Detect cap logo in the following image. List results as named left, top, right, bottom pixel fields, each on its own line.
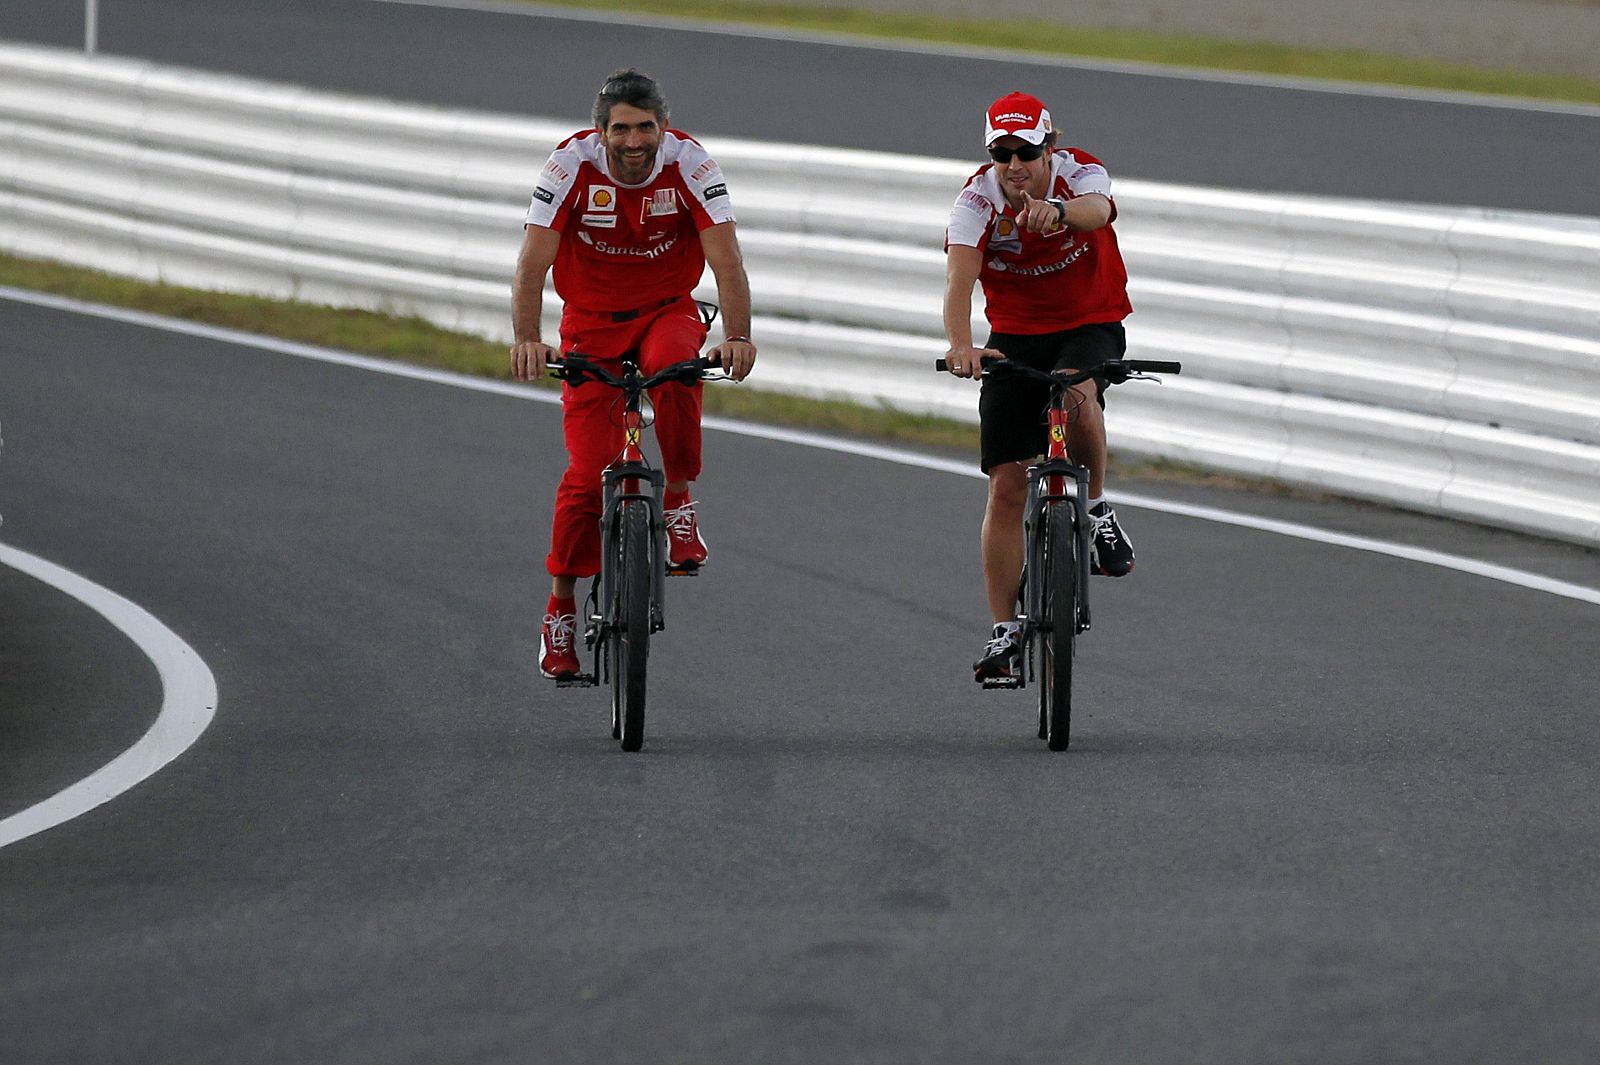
left=985, top=92, right=1051, bottom=145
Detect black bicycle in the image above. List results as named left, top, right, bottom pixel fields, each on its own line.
left=547, top=352, right=728, bottom=752
left=937, top=356, right=1180, bottom=750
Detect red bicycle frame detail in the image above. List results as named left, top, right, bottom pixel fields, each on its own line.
left=1045, top=405, right=1072, bottom=493
left=620, top=412, right=646, bottom=494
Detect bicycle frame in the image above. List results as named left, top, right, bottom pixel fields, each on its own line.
left=549, top=351, right=723, bottom=690
left=593, top=364, right=668, bottom=659
left=936, top=353, right=1179, bottom=748
left=1017, top=388, right=1095, bottom=700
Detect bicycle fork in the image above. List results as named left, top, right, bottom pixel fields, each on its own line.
left=594, top=462, right=667, bottom=638
left=585, top=400, right=669, bottom=681
left=1022, top=461, right=1091, bottom=620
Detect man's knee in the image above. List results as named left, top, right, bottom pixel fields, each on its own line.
left=555, top=460, right=607, bottom=505
left=986, top=463, right=1028, bottom=515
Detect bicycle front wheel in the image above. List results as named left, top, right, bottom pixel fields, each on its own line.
left=611, top=500, right=653, bottom=752
left=1037, top=501, right=1078, bottom=751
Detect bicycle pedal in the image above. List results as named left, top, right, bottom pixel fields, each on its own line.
left=666, top=564, right=701, bottom=577
left=555, top=674, right=599, bottom=688
left=981, top=676, right=1023, bottom=690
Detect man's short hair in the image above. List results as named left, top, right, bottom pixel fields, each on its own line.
left=593, top=68, right=669, bottom=130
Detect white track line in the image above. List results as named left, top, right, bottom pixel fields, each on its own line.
left=0, top=541, right=218, bottom=848
left=7, top=284, right=1598, bottom=612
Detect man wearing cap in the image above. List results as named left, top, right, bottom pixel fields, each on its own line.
left=943, top=91, right=1136, bottom=685
left=511, top=68, right=756, bottom=681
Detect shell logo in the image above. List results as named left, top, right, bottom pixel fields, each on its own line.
left=594, top=189, right=613, bottom=207
left=996, top=218, right=1016, bottom=237
left=587, top=186, right=616, bottom=211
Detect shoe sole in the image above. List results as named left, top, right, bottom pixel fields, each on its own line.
left=974, top=658, right=1022, bottom=684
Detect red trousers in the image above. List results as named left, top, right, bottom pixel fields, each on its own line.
left=546, top=297, right=708, bottom=578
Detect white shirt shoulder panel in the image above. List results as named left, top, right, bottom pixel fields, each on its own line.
left=525, top=132, right=600, bottom=226
left=947, top=168, right=1001, bottom=248
left=661, top=133, right=736, bottom=225
left=1056, top=150, right=1113, bottom=199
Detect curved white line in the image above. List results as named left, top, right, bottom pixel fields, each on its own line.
left=6, top=283, right=1599, bottom=610
left=0, top=542, right=219, bottom=848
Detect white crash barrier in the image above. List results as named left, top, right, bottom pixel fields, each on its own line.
left=2, top=42, right=1596, bottom=544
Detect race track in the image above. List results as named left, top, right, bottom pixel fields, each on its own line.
left=2, top=3, right=1599, bottom=1060
left=2, top=295, right=1597, bottom=1062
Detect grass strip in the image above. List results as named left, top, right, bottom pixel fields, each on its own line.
left=0, top=251, right=1310, bottom=492
left=516, top=0, right=1600, bottom=105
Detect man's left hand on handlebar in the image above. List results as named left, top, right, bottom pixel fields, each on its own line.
left=707, top=337, right=757, bottom=381
left=511, top=339, right=559, bottom=381
left=946, top=344, right=1002, bottom=379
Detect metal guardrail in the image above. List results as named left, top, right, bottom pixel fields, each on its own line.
left=2, top=42, right=1597, bottom=544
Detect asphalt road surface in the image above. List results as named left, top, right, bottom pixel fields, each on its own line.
left=4, top=294, right=1599, bottom=1062
left=2, top=0, right=1598, bottom=215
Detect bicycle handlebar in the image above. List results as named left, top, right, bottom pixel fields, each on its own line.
left=933, top=356, right=1181, bottom=385
left=549, top=354, right=727, bottom=390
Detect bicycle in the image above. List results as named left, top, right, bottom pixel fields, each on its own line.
left=545, top=351, right=730, bottom=752
left=936, top=356, right=1181, bottom=750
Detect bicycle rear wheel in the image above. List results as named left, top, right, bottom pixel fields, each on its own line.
left=611, top=500, right=653, bottom=752
left=1037, top=501, right=1077, bottom=751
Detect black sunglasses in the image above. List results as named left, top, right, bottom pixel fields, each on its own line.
left=987, top=143, right=1046, bottom=164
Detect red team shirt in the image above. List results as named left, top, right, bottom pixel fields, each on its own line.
left=524, top=129, right=735, bottom=313
left=945, top=148, right=1133, bottom=334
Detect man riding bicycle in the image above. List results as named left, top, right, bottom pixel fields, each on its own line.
left=942, top=91, right=1136, bottom=685
left=510, top=68, right=756, bottom=681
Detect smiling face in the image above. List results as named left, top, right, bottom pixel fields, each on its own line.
left=602, top=102, right=664, bottom=186
left=990, top=135, right=1051, bottom=207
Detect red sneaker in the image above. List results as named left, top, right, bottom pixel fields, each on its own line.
left=664, top=498, right=709, bottom=570
left=539, top=603, right=580, bottom=679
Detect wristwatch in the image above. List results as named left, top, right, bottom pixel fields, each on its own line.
left=1046, top=197, right=1068, bottom=227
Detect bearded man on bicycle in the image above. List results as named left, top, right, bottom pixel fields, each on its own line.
left=511, top=68, right=756, bottom=681
left=942, top=91, right=1136, bottom=685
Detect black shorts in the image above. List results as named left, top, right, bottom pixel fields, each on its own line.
left=978, top=321, right=1126, bottom=473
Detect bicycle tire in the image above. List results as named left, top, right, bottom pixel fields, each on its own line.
left=612, top=500, right=652, bottom=752
left=1038, top=501, right=1077, bottom=751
